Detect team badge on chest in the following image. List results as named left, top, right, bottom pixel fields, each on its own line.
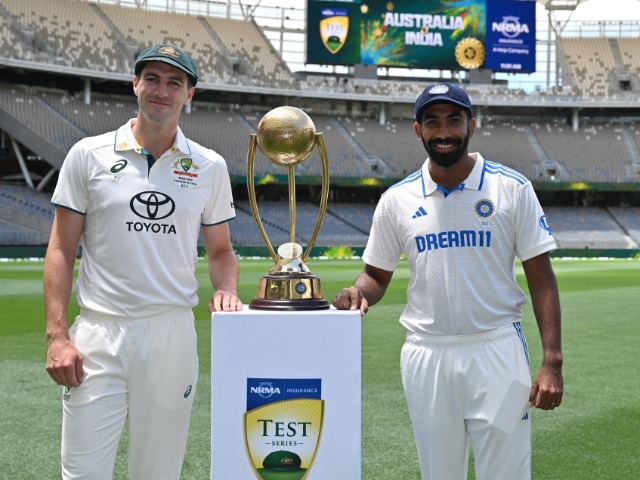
left=475, top=199, right=496, bottom=219
left=172, top=157, right=200, bottom=187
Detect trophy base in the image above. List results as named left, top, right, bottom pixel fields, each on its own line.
left=249, top=273, right=330, bottom=311
left=249, top=298, right=330, bottom=311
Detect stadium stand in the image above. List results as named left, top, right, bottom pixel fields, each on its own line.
left=609, top=206, right=640, bottom=244
left=40, top=89, right=136, bottom=137
left=96, top=2, right=226, bottom=83
left=557, top=37, right=617, bottom=97
left=0, top=0, right=127, bottom=71
left=544, top=206, right=631, bottom=249
left=532, top=120, right=634, bottom=182
left=339, top=116, right=422, bottom=177
left=469, top=120, right=545, bottom=180
left=0, top=83, right=84, bottom=155
left=0, top=218, right=48, bottom=245
left=205, top=16, right=294, bottom=87
left=618, top=38, right=640, bottom=77
left=0, top=0, right=640, bottom=254
left=0, top=183, right=53, bottom=244
left=297, top=115, right=370, bottom=178
left=232, top=200, right=371, bottom=247
left=180, top=106, right=255, bottom=176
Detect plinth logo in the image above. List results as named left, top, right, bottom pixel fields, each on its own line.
left=245, top=378, right=324, bottom=480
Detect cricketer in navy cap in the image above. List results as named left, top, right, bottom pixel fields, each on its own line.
left=414, top=82, right=474, bottom=122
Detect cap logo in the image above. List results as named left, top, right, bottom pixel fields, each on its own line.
left=429, top=84, right=449, bottom=95
left=158, top=46, right=180, bottom=58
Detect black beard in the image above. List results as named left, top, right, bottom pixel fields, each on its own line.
left=422, top=133, right=470, bottom=168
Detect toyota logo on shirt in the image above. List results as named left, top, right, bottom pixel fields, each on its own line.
left=130, top=191, right=176, bottom=220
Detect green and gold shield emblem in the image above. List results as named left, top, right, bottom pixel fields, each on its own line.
left=320, top=13, right=349, bottom=54
left=244, top=398, right=324, bottom=480
left=180, top=157, right=193, bottom=171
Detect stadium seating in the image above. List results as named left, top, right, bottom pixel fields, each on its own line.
left=609, top=206, right=640, bottom=244
left=1, top=1, right=640, bottom=251
left=338, top=116, right=422, bottom=177
left=96, top=3, right=227, bottom=84
left=231, top=200, right=371, bottom=247
left=544, top=206, right=630, bottom=249
left=1, top=0, right=128, bottom=71
left=0, top=83, right=84, bottom=153
left=558, top=37, right=617, bottom=97
left=532, top=120, right=633, bottom=182
left=205, top=16, right=294, bottom=87
left=0, top=183, right=53, bottom=244
left=0, top=219, right=47, bottom=245
left=618, top=38, right=640, bottom=77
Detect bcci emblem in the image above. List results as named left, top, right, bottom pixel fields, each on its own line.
left=455, top=37, right=486, bottom=70
left=320, top=8, right=349, bottom=54
left=475, top=199, right=496, bottom=218
left=244, top=378, right=324, bottom=480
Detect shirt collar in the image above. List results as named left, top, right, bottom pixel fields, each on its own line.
left=114, top=119, right=191, bottom=156
left=420, top=152, right=485, bottom=196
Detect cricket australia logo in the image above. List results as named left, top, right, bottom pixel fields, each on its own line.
left=320, top=8, right=349, bottom=54
left=172, top=157, right=200, bottom=187
left=245, top=378, right=324, bottom=480
left=172, top=157, right=199, bottom=176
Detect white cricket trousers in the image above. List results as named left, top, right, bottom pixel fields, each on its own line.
left=61, top=308, right=199, bottom=480
left=401, top=323, right=532, bottom=480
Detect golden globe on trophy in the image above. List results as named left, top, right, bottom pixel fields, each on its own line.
left=247, top=106, right=330, bottom=311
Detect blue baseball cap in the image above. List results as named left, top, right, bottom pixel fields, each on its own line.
left=414, top=82, right=473, bottom=122
left=134, top=44, right=198, bottom=86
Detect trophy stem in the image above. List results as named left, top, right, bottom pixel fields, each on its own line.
left=288, top=164, right=296, bottom=244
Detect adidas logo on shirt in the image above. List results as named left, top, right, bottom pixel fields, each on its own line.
left=412, top=206, right=428, bottom=218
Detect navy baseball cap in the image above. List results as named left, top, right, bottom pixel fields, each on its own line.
left=414, top=82, right=473, bottom=122
left=134, top=44, right=198, bottom=86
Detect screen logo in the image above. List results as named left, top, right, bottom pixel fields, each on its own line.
left=320, top=8, right=349, bottom=54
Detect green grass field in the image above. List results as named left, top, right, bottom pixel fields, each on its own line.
left=1, top=257, right=639, bottom=479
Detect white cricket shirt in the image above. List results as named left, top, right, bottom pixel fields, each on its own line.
left=363, top=153, right=556, bottom=335
left=52, top=120, right=236, bottom=318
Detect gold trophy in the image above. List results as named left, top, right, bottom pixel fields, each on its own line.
left=247, top=106, right=330, bottom=311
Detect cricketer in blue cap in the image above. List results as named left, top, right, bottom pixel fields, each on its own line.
left=414, top=82, right=473, bottom=122
left=135, top=44, right=199, bottom=86
left=334, top=77, right=562, bottom=480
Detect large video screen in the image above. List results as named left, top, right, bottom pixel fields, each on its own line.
left=306, top=0, right=536, bottom=73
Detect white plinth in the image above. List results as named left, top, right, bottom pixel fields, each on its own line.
left=211, top=307, right=361, bottom=480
